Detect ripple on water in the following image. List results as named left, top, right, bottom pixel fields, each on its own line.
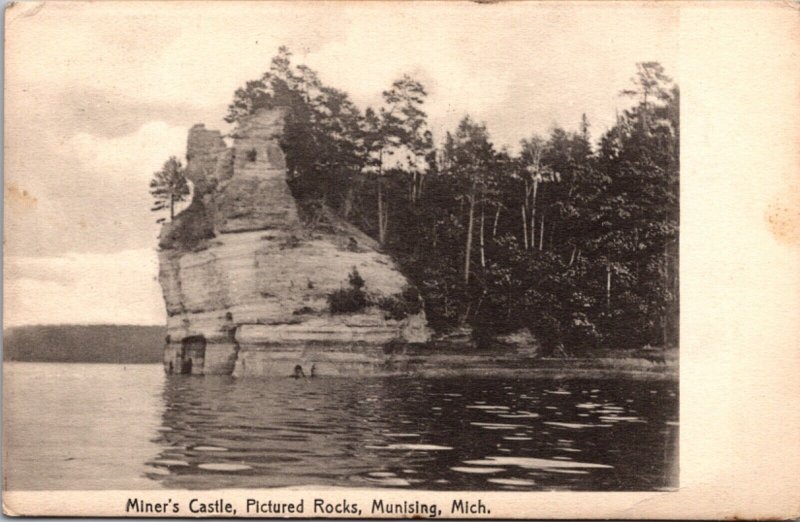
left=197, top=463, right=252, bottom=472
left=471, top=422, right=525, bottom=430
left=364, top=476, right=412, bottom=486
left=366, top=444, right=453, bottom=451
left=488, top=478, right=536, bottom=486
left=497, top=412, right=539, bottom=419
left=463, top=457, right=612, bottom=470
left=544, top=422, right=611, bottom=429
left=451, top=466, right=505, bottom=474
left=152, top=459, right=190, bottom=467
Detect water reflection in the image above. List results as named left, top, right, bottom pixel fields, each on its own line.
left=148, top=376, right=678, bottom=490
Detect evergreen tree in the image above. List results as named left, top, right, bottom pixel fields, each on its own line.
left=150, top=156, right=190, bottom=223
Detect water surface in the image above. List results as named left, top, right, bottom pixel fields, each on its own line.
left=4, top=362, right=678, bottom=491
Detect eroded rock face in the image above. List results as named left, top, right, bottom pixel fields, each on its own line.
left=158, top=108, right=429, bottom=376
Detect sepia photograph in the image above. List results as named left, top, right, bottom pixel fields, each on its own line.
left=2, top=1, right=798, bottom=518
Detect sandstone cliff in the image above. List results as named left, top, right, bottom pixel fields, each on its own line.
left=158, top=108, right=429, bottom=377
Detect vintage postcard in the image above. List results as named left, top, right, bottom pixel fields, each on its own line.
left=3, top=1, right=799, bottom=518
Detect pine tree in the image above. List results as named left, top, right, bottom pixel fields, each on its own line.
left=150, top=157, right=190, bottom=223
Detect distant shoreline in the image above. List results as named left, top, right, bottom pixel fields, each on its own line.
left=3, top=324, right=165, bottom=364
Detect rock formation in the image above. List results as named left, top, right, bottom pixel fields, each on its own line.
left=158, top=107, right=429, bottom=377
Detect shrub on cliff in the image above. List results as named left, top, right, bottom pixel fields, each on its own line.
left=328, top=268, right=368, bottom=314
left=377, top=285, right=423, bottom=320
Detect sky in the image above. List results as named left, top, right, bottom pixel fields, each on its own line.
left=3, top=1, right=678, bottom=327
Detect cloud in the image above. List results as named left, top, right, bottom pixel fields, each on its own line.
left=67, top=121, right=188, bottom=183
left=7, top=2, right=349, bottom=108
left=5, top=120, right=188, bottom=258
left=4, top=250, right=165, bottom=327
left=7, top=2, right=677, bottom=149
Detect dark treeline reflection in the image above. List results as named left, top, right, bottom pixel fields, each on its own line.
left=148, top=376, right=678, bottom=490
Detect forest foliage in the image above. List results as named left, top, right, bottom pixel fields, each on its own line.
left=219, top=48, right=679, bottom=354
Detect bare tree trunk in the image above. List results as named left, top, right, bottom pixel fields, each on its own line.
left=521, top=205, right=528, bottom=250
left=474, top=288, right=487, bottom=316
left=377, top=150, right=385, bottom=245
left=377, top=177, right=385, bottom=244
left=663, top=240, right=670, bottom=346
left=465, top=190, right=476, bottom=283
left=606, top=262, right=612, bottom=309
left=343, top=185, right=353, bottom=219
left=170, top=194, right=175, bottom=221
left=569, top=245, right=577, bottom=266
left=530, top=180, right=538, bottom=250
left=480, top=203, right=486, bottom=268
left=506, top=274, right=512, bottom=319
left=381, top=198, right=389, bottom=244
left=492, top=206, right=501, bottom=239
left=539, top=212, right=545, bottom=252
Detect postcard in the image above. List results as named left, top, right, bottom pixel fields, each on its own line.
left=3, top=1, right=799, bottom=518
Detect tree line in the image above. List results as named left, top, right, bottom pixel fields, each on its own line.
left=152, top=48, right=679, bottom=354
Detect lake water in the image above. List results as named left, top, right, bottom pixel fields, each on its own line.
left=4, top=362, right=678, bottom=491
